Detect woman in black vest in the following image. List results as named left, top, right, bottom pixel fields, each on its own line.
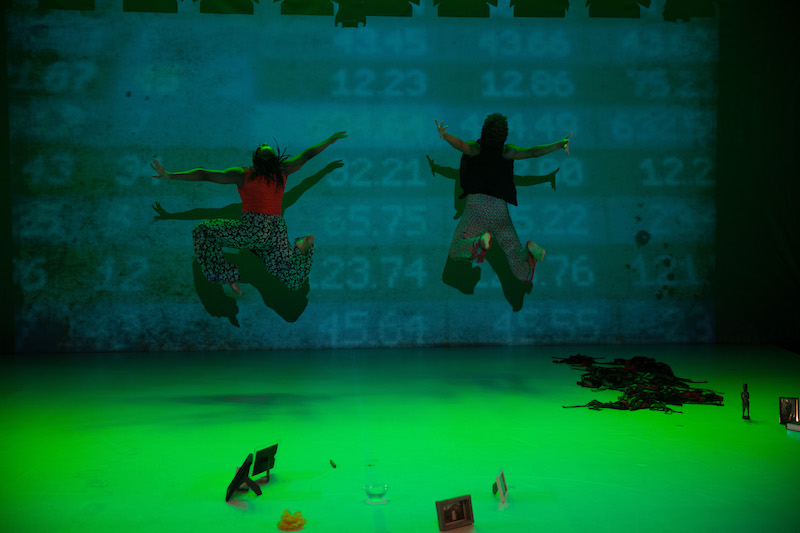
left=435, top=113, right=570, bottom=283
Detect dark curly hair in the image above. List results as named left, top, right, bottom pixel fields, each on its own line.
left=252, top=142, right=289, bottom=188
left=480, top=113, right=509, bottom=149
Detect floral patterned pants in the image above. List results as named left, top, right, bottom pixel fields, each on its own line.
left=448, top=193, right=534, bottom=282
left=192, top=212, right=313, bottom=291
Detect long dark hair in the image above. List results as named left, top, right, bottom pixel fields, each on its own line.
left=251, top=141, right=289, bottom=188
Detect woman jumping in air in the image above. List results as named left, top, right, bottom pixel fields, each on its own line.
left=151, top=132, right=348, bottom=295
left=435, top=113, right=570, bottom=284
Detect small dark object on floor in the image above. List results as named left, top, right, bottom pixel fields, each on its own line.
left=741, top=383, right=750, bottom=419
left=555, top=354, right=724, bottom=414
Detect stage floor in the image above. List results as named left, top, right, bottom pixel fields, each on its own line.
left=2, top=345, right=798, bottom=533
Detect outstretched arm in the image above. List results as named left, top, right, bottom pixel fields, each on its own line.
left=503, top=132, right=572, bottom=160
left=435, top=120, right=479, bottom=156
left=284, top=132, right=348, bottom=175
left=151, top=159, right=245, bottom=186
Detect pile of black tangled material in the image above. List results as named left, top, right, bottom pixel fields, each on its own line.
left=554, top=354, right=724, bottom=414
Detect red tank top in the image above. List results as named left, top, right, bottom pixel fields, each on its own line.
left=237, top=167, right=286, bottom=215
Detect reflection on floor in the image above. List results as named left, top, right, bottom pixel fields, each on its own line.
left=2, top=345, right=798, bottom=532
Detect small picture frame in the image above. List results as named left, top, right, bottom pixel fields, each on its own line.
left=493, top=470, right=508, bottom=505
left=435, top=494, right=474, bottom=531
left=779, top=397, right=799, bottom=425
left=251, top=443, right=279, bottom=484
left=225, top=453, right=262, bottom=502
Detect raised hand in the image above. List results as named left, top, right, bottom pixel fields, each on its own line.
left=151, top=158, right=169, bottom=179
left=563, top=132, right=573, bottom=156
left=328, top=132, right=348, bottom=144
left=434, top=119, right=449, bottom=139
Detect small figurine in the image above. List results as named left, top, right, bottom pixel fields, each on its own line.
left=741, top=383, right=750, bottom=420
left=277, top=510, right=306, bottom=531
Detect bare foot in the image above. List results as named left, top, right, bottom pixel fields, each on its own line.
left=295, top=234, right=315, bottom=255
left=229, top=282, right=243, bottom=295
left=479, top=232, right=492, bottom=251
left=527, top=241, right=546, bottom=262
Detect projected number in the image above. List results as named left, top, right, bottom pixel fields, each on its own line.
left=8, top=58, right=97, bottom=93
left=318, top=310, right=426, bottom=346
left=332, top=68, right=427, bottom=97
left=323, top=205, right=428, bottom=237
left=44, top=60, right=97, bottom=93
left=116, top=154, right=146, bottom=186
left=480, top=253, right=595, bottom=290
left=621, top=29, right=668, bottom=59
left=622, top=28, right=717, bottom=62
left=646, top=305, right=713, bottom=342
left=382, top=205, right=427, bottom=237
left=532, top=112, right=579, bottom=142
left=674, top=70, right=714, bottom=99
left=96, top=256, right=151, bottom=292
left=477, top=29, right=570, bottom=58
left=482, top=70, right=574, bottom=99
left=22, top=152, right=75, bottom=186
left=15, top=200, right=70, bottom=242
left=515, top=157, right=584, bottom=188
left=459, top=113, right=528, bottom=140
left=326, top=158, right=425, bottom=188
left=318, top=256, right=372, bottom=290
left=542, top=204, right=589, bottom=236
left=514, top=204, right=589, bottom=237
left=644, top=202, right=715, bottom=238
left=14, top=256, right=49, bottom=292
left=547, top=255, right=595, bottom=288
left=626, top=69, right=670, bottom=99
left=380, top=256, right=427, bottom=289
left=377, top=312, right=426, bottom=346
left=493, top=307, right=600, bottom=340
left=318, top=311, right=368, bottom=346
left=457, top=112, right=576, bottom=147
left=629, top=253, right=703, bottom=288
left=333, top=28, right=428, bottom=56
left=641, top=157, right=714, bottom=187
left=611, top=110, right=713, bottom=144
left=317, top=255, right=428, bottom=290
left=626, top=69, right=715, bottom=100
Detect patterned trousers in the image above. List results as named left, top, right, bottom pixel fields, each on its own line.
left=192, top=212, right=313, bottom=291
left=448, top=193, right=534, bottom=282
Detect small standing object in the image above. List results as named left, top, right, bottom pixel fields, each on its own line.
left=277, top=510, right=306, bottom=531
left=364, top=484, right=389, bottom=505
left=225, top=454, right=262, bottom=502
left=435, top=495, right=474, bottom=531
left=741, top=383, right=750, bottom=420
left=778, top=397, right=799, bottom=425
left=492, top=469, right=508, bottom=505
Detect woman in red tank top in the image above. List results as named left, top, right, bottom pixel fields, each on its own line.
left=151, top=132, right=347, bottom=295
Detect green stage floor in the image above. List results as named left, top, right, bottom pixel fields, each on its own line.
left=2, top=345, right=798, bottom=532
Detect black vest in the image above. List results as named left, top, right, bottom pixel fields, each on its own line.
left=459, top=141, right=517, bottom=205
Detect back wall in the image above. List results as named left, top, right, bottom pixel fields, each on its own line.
left=8, top=1, right=721, bottom=351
